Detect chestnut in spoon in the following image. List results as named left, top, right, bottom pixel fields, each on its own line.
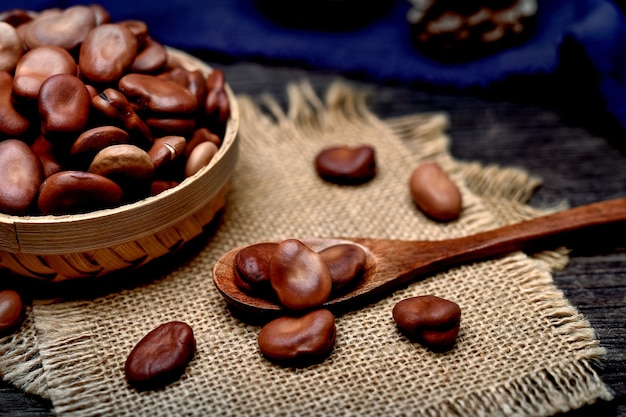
left=213, top=197, right=626, bottom=315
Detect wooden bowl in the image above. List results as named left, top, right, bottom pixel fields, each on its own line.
left=0, top=48, right=239, bottom=282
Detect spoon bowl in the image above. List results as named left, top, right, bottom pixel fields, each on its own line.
left=213, top=197, right=626, bottom=315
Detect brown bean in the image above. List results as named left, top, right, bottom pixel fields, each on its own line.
left=70, top=126, right=130, bottom=162
left=118, top=73, right=198, bottom=114
left=131, top=37, right=167, bottom=74
left=147, top=136, right=186, bottom=170
left=0, top=22, right=24, bottom=72
left=184, top=141, right=218, bottom=177
left=84, top=84, right=98, bottom=99
left=145, top=116, right=196, bottom=136
left=392, top=295, right=461, bottom=349
left=118, top=20, right=149, bottom=45
left=13, top=45, right=77, bottom=100
left=21, top=5, right=95, bottom=51
left=149, top=179, right=179, bottom=196
left=0, top=9, right=35, bottom=27
left=319, top=243, right=366, bottom=294
left=0, top=139, right=43, bottom=215
left=407, top=0, right=537, bottom=63
left=409, top=161, right=462, bottom=222
left=79, top=23, right=138, bottom=84
left=92, top=88, right=152, bottom=143
left=185, top=127, right=221, bottom=158
left=163, top=67, right=208, bottom=109
left=15, top=9, right=60, bottom=45
left=315, top=145, right=376, bottom=185
left=37, top=170, right=123, bottom=215
left=38, top=73, right=91, bottom=137
left=0, top=71, right=30, bottom=137
left=31, top=135, right=62, bottom=178
left=205, top=69, right=230, bottom=124
left=125, top=321, right=196, bottom=390
left=88, top=4, right=111, bottom=25
left=258, top=309, right=336, bottom=364
left=234, top=242, right=278, bottom=294
left=88, top=144, right=154, bottom=183
left=0, top=289, right=25, bottom=335
left=269, top=239, right=332, bottom=310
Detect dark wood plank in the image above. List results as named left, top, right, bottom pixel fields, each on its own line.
left=0, top=380, right=52, bottom=416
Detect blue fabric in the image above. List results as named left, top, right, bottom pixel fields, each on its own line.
left=6, top=0, right=626, bottom=131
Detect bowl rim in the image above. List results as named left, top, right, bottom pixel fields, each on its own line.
left=0, top=48, right=240, bottom=255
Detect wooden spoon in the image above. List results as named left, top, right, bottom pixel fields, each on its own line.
left=213, top=197, right=626, bottom=315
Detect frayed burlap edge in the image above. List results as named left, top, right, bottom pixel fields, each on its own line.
left=239, top=80, right=613, bottom=415
left=0, top=306, right=49, bottom=399
left=383, top=94, right=613, bottom=414
left=0, top=80, right=614, bottom=416
left=428, top=253, right=612, bottom=417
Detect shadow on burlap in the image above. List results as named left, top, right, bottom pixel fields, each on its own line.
left=0, top=81, right=613, bottom=416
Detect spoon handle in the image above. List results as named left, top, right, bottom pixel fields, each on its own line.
left=440, top=197, right=626, bottom=266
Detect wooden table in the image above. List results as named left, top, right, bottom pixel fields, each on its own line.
left=1, top=58, right=624, bottom=416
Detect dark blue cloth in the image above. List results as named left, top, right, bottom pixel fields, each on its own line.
left=6, top=0, right=626, bottom=131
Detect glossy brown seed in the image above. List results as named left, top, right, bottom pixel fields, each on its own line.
left=407, top=0, right=537, bottom=63
left=89, top=4, right=111, bottom=25
left=164, top=67, right=207, bottom=108
left=319, top=243, right=366, bottom=293
left=14, top=9, right=52, bottom=45
left=70, top=126, right=130, bottom=161
left=0, top=22, right=24, bottom=72
left=269, top=239, right=332, bottom=310
left=145, top=116, right=196, bottom=136
left=149, top=179, right=179, bottom=196
left=184, top=141, right=218, bottom=177
left=21, top=5, right=95, bottom=51
left=118, top=73, right=198, bottom=114
left=38, top=73, right=91, bottom=137
left=38, top=170, right=123, bottom=215
left=79, top=23, right=138, bottom=84
left=118, top=19, right=149, bottom=45
left=88, top=144, right=155, bottom=183
left=205, top=69, right=230, bottom=124
left=85, top=84, right=99, bottom=99
left=0, top=139, right=42, bottom=215
left=0, top=71, right=30, bottom=137
left=147, top=136, right=186, bottom=170
left=392, top=295, right=461, bottom=349
left=15, top=9, right=58, bottom=41
left=185, top=127, right=221, bottom=158
left=315, top=145, right=376, bottom=185
left=92, top=88, right=152, bottom=143
left=0, top=9, right=34, bottom=27
left=131, top=37, right=167, bottom=74
left=0, top=289, right=25, bottom=334
left=13, top=45, right=77, bottom=100
left=234, top=242, right=278, bottom=294
left=409, top=161, right=462, bottom=222
left=125, top=321, right=196, bottom=390
left=257, top=309, right=336, bottom=364
left=31, top=135, right=62, bottom=178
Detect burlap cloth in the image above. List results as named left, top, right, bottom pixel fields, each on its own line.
left=0, top=81, right=614, bottom=416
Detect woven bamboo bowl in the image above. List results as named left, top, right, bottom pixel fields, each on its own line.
left=0, top=48, right=239, bottom=282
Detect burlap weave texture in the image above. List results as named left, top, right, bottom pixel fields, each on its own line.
left=0, top=81, right=613, bottom=416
